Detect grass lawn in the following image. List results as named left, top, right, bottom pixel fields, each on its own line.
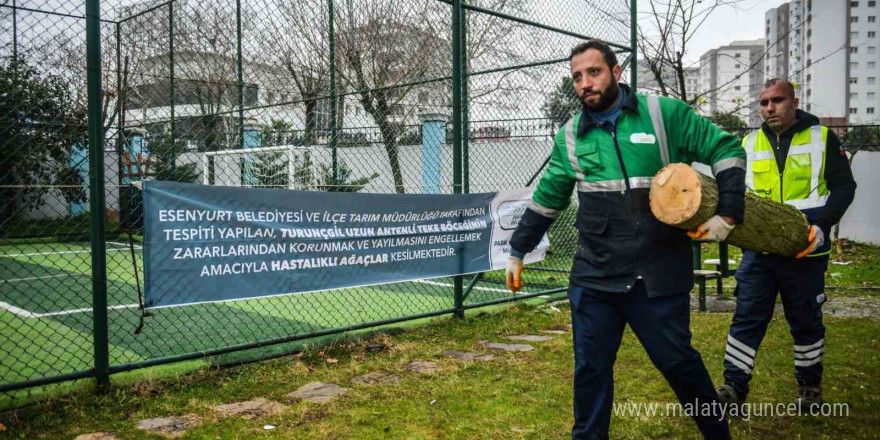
left=1, top=301, right=877, bottom=439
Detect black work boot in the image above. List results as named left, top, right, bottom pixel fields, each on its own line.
left=797, top=385, right=823, bottom=410
left=716, top=383, right=746, bottom=405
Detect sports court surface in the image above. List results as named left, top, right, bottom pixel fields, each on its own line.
left=1, top=240, right=564, bottom=385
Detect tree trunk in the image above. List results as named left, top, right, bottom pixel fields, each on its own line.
left=378, top=121, right=405, bottom=194
left=649, top=163, right=811, bottom=256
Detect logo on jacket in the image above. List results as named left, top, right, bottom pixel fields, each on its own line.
left=630, top=133, right=656, bottom=144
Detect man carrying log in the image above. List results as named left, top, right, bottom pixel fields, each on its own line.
left=504, top=39, right=745, bottom=440
left=716, top=79, right=857, bottom=409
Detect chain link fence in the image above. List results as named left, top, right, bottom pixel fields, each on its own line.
left=0, top=0, right=636, bottom=399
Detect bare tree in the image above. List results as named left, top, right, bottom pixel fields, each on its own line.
left=264, top=0, right=331, bottom=147
left=637, top=0, right=745, bottom=103
left=331, top=0, right=532, bottom=193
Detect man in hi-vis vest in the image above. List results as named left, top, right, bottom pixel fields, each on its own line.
left=716, top=79, right=856, bottom=409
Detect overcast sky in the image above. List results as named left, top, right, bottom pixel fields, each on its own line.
left=665, top=0, right=790, bottom=63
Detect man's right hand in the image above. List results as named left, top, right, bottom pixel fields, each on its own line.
left=506, top=256, right=524, bottom=293
left=687, top=215, right=735, bottom=242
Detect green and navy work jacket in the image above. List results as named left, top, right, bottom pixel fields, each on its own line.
left=510, top=84, right=747, bottom=297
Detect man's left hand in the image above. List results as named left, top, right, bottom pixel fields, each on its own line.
left=796, top=225, right=825, bottom=259
left=687, top=215, right=735, bottom=242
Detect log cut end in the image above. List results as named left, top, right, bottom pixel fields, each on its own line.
left=650, top=163, right=703, bottom=226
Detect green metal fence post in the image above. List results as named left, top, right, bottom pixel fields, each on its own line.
left=462, top=7, right=469, bottom=195
left=169, top=0, right=176, bottom=147
left=115, top=22, right=124, bottom=193
left=630, top=0, right=637, bottom=92
left=86, top=0, right=109, bottom=389
left=329, top=0, right=338, bottom=183
left=11, top=0, right=17, bottom=61
left=452, top=0, right=464, bottom=319
left=236, top=0, right=244, bottom=149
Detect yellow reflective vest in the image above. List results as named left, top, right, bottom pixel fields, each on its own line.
left=743, top=125, right=829, bottom=211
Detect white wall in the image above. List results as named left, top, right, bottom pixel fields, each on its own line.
left=24, top=139, right=878, bottom=246
left=839, top=151, right=880, bottom=245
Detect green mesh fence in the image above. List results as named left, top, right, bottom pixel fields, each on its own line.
left=0, top=0, right=637, bottom=399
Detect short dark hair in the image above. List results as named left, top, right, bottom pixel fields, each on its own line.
left=569, top=39, right=618, bottom=70
left=763, top=78, right=796, bottom=99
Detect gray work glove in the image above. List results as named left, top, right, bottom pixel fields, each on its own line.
left=687, top=215, right=735, bottom=242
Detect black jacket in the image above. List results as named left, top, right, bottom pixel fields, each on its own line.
left=759, top=109, right=857, bottom=237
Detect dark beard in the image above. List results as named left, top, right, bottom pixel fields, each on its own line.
left=582, top=79, right=620, bottom=112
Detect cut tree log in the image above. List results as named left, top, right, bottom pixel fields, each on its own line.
left=650, top=163, right=811, bottom=256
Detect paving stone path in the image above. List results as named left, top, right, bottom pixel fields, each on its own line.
left=403, top=361, right=442, bottom=374
left=690, top=294, right=880, bottom=318
left=287, top=381, right=349, bottom=403
left=503, top=334, right=554, bottom=342
left=442, top=349, right=495, bottom=362
left=74, top=433, right=119, bottom=440
left=478, top=340, right=534, bottom=352
left=352, top=370, right=402, bottom=386
left=136, top=415, right=201, bottom=438
left=213, top=398, right=287, bottom=419
left=542, top=329, right=568, bottom=335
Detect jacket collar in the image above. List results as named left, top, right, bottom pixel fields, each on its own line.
left=577, top=82, right=639, bottom=138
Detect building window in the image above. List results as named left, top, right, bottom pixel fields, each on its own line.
left=851, top=16, right=859, bottom=22
left=851, top=31, right=859, bottom=39
left=735, top=53, right=741, bottom=58
left=870, top=62, right=877, bottom=69
left=869, top=92, right=877, bottom=100
left=869, top=16, right=877, bottom=22
left=870, top=32, right=877, bottom=38
left=851, top=62, right=859, bottom=69
left=869, top=77, right=877, bottom=85
left=852, top=0, right=859, bottom=5
left=850, top=108, right=858, bottom=114
left=850, top=46, right=859, bottom=53
left=735, top=64, right=741, bottom=69
left=869, top=108, right=876, bottom=114
left=850, top=77, right=859, bottom=84
left=851, top=93, right=858, bottom=99
left=870, top=0, right=877, bottom=5
left=869, top=46, right=878, bottom=54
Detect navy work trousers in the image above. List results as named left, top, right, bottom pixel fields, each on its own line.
left=568, top=282, right=729, bottom=440
left=723, top=250, right=827, bottom=393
